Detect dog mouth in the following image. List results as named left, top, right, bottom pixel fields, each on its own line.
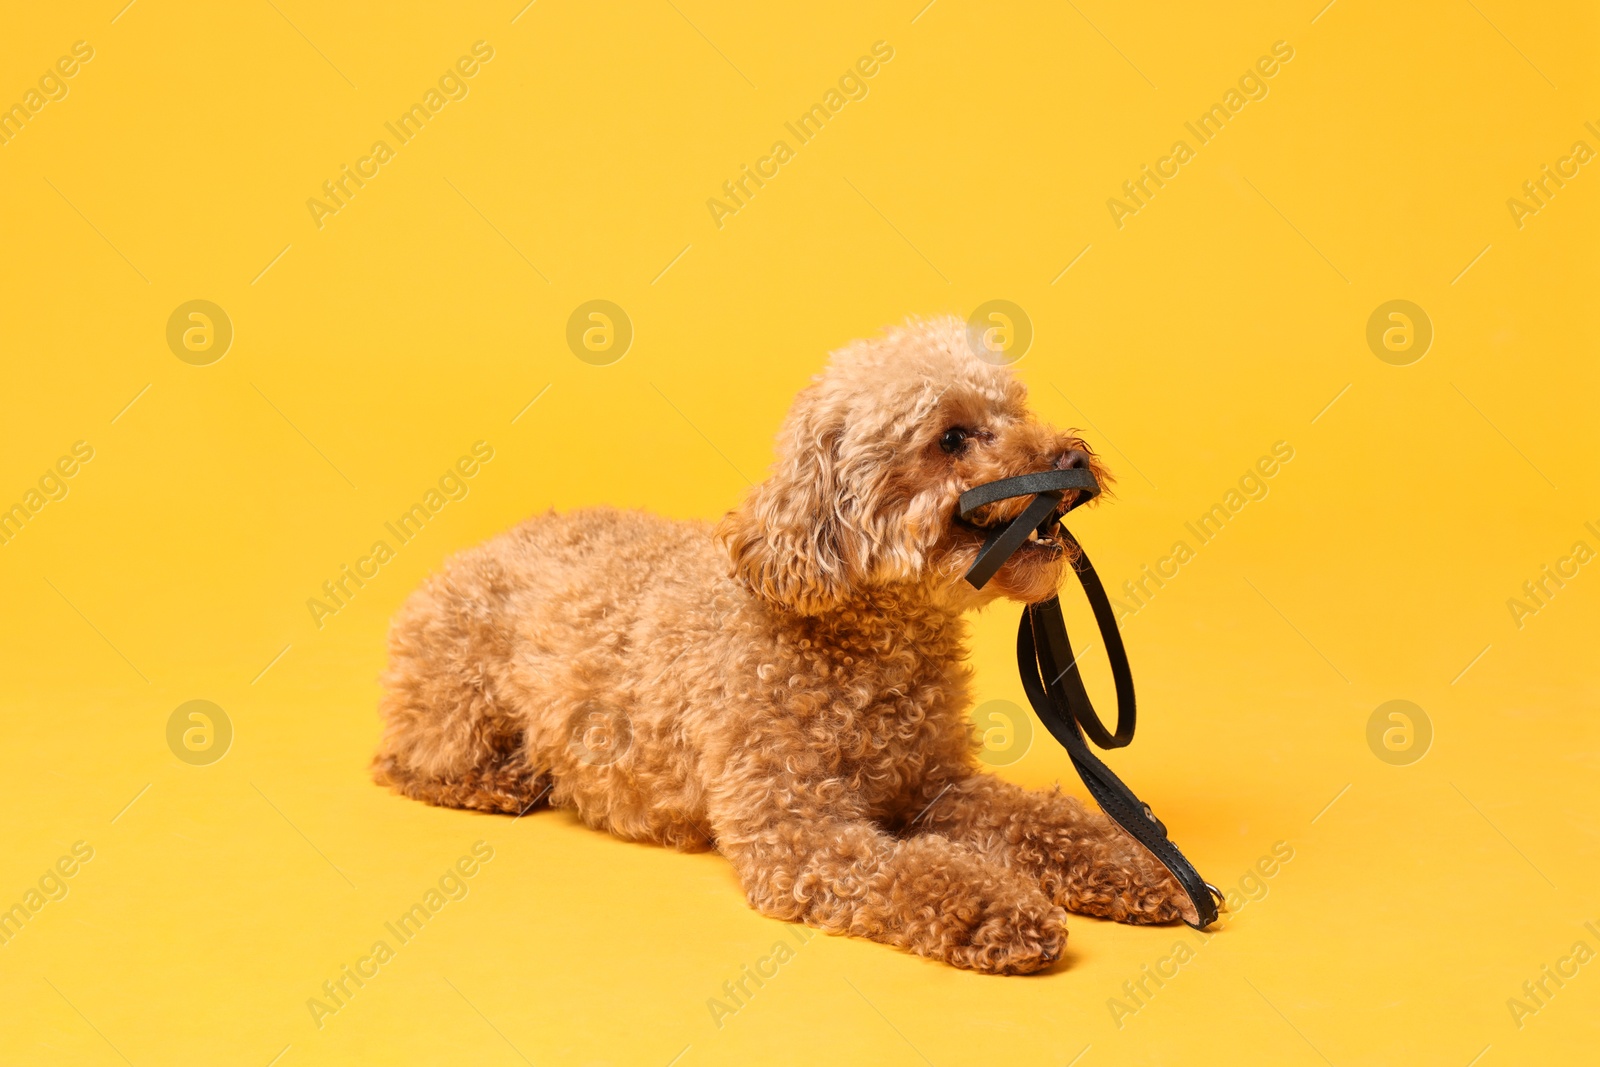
left=953, top=498, right=1071, bottom=557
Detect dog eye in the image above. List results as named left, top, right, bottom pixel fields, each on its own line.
left=939, top=428, right=970, bottom=454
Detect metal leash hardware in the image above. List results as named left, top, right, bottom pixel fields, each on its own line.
left=958, top=468, right=1221, bottom=929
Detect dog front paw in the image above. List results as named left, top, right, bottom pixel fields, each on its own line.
left=944, top=889, right=1068, bottom=975
left=1066, top=841, right=1198, bottom=926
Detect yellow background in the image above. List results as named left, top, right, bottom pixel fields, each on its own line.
left=2, top=1, right=1596, bottom=1064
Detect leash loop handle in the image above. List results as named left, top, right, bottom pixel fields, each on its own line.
left=957, top=468, right=1099, bottom=518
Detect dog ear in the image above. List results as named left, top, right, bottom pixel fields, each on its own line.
left=716, top=383, right=858, bottom=614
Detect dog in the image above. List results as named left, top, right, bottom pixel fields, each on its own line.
left=373, top=316, right=1196, bottom=974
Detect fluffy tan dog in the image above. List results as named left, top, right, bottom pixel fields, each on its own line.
left=374, top=317, right=1194, bottom=974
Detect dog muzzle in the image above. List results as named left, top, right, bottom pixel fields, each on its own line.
left=959, top=468, right=1222, bottom=930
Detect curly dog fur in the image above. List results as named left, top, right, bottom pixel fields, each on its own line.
left=374, top=316, right=1195, bottom=974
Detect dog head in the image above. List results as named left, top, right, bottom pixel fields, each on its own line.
left=717, top=316, right=1110, bottom=614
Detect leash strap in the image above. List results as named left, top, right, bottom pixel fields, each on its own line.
left=959, top=469, right=1220, bottom=929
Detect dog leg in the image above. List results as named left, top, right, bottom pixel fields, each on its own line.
left=717, top=817, right=1066, bottom=974
left=907, top=774, right=1199, bottom=925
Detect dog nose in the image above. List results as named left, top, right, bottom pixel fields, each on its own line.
left=1055, top=450, right=1091, bottom=471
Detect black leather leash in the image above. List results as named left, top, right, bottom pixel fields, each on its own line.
left=959, top=468, right=1221, bottom=929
